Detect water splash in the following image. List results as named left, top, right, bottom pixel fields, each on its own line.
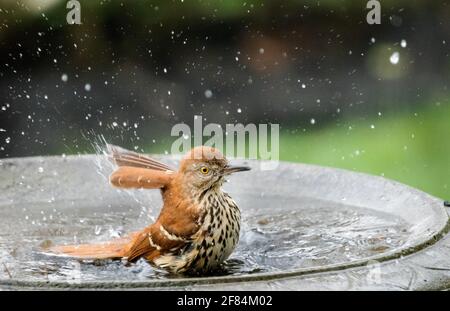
left=0, top=195, right=410, bottom=282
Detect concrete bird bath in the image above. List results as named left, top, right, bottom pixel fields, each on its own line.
left=0, top=154, right=449, bottom=290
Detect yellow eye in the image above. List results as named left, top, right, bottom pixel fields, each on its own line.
left=200, top=167, right=209, bottom=174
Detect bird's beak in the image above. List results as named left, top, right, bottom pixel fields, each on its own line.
left=223, top=165, right=251, bottom=175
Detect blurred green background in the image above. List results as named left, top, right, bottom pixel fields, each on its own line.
left=281, top=101, right=449, bottom=199
left=138, top=101, right=450, bottom=199
left=0, top=1, right=449, bottom=199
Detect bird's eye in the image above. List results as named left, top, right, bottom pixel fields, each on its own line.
left=200, top=166, right=209, bottom=174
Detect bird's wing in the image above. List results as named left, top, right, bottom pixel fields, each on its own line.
left=125, top=224, right=190, bottom=262
left=106, top=144, right=175, bottom=172
left=124, top=230, right=156, bottom=262
left=109, top=166, right=174, bottom=189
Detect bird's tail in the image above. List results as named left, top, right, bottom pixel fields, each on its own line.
left=46, top=234, right=138, bottom=260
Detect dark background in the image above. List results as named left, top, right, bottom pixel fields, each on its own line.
left=0, top=0, right=449, bottom=198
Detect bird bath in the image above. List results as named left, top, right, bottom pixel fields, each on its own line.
left=0, top=155, right=449, bottom=290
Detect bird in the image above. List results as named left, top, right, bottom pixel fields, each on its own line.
left=48, top=144, right=250, bottom=275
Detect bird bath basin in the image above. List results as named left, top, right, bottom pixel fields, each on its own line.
left=0, top=155, right=449, bottom=290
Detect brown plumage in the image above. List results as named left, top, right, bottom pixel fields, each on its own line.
left=49, top=144, right=250, bottom=274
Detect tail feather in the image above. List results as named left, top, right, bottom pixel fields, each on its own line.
left=47, top=234, right=138, bottom=260
left=49, top=243, right=125, bottom=260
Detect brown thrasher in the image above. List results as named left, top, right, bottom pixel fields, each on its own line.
left=49, top=144, right=250, bottom=274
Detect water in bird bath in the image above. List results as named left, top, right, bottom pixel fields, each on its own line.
left=0, top=194, right=410, bottom=283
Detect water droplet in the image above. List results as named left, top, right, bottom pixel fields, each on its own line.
left=237, top=108, right=242, bottom=113
left=204, top=89, right=213, bottom=98
left=310, top=118, right=316, bottom=125
left=61, top=73, right=68, bottom=82
left=389, top=52, right=400, bottom=65
left=400, top=39, right=407, bottom=48
left=38, top=167, right=44, bottom=173
left=95, top=225, right=102, bottom=235
left=84, top=83, right=91, bottom=91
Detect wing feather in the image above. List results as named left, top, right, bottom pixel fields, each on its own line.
left=109, top=166, right=173, bottom=189
left=106, top=144, right=175, bottom=172
left=126, top=231, right=155, bottom=262
left=125, top=223, right=191, bottom=263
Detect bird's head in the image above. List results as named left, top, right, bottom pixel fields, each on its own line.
left=178, top=146, right=250, bottom=192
